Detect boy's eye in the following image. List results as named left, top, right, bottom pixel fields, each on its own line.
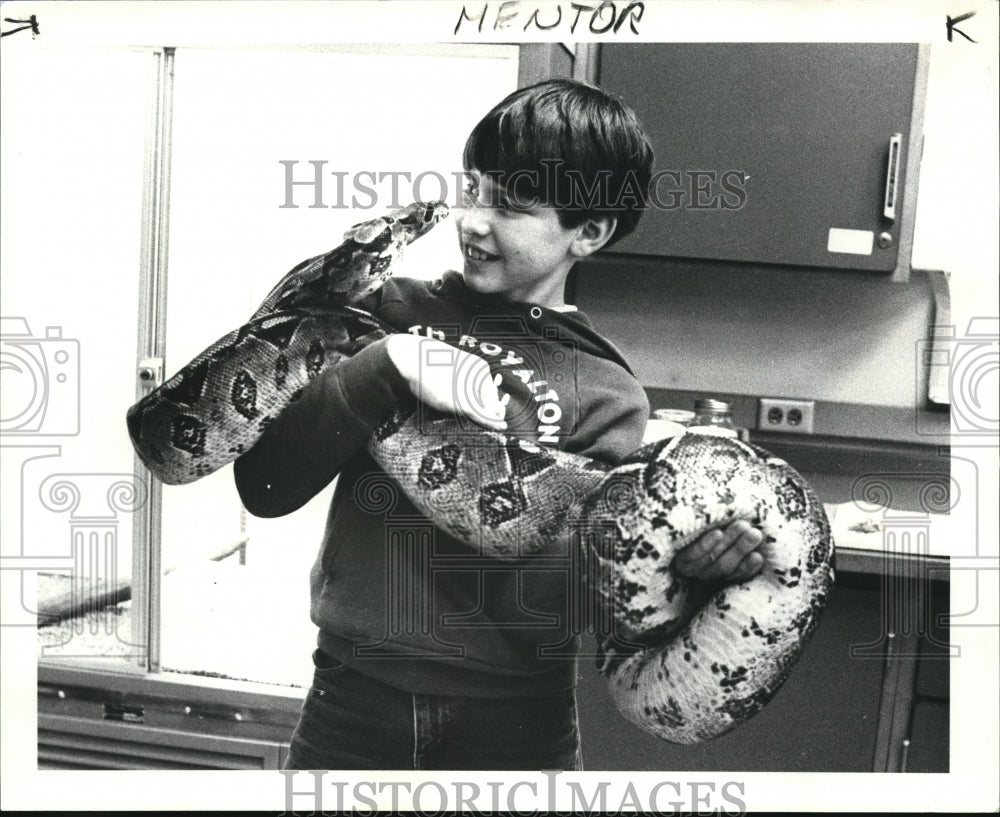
left=498, top=193, right=533, bottom=214
left=461, top=180, right=481, bottom=206
left=502, top=196, right=530, bottom=213
left=460, top=177, right=531, bottom=214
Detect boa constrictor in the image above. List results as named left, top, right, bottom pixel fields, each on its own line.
left=126, top=201, right=834, bottom=744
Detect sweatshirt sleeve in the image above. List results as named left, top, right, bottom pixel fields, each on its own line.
left=570, top=373, right=650, bottom=466
left=233, top=336, right=412, bottom=518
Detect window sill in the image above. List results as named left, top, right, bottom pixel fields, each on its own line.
left=38, top=660, right=305, bottom=734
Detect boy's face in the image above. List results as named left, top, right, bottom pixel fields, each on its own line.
left=455, top=171, right=584, bottom=308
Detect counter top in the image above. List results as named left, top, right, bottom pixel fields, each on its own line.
left=641, top=419, right=955, bottom=577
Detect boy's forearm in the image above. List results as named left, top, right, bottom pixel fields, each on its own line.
left=234, top=336, right=410, bottom=517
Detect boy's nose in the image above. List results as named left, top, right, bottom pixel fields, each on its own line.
left=456, top=206, right=491, bottom=236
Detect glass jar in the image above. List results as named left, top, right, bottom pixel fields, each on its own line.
left=689, top=398, right=738, bottom=438
left=652, top=408, right=696, bottom=427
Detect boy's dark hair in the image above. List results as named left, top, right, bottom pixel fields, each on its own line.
left=463, top=78, right=654, bottom=247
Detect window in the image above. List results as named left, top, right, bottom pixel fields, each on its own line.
left=4, top=42, right=518, bottom=690
left=3, top=46, right=150, bottom=671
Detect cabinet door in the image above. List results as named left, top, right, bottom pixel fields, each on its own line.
left=598, top=44, right=919, bottom=272
left=575, top=572, right=889, bottom=771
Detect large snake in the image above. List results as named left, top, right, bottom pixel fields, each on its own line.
left=126, top=201, right=834, bottom=744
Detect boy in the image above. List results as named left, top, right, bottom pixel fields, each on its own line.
left=234, top=79, right=763, bottom=770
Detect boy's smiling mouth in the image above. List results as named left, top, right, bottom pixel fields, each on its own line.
left=465, top=244, right=501, bottom=262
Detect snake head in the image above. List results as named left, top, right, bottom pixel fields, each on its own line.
left=343, top=201, right=449, bottom=249
left=387, top=200, right=450, bottom=242
left=321, top=201, right=450, bottom=305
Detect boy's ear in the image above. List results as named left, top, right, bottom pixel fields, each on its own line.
left=570, top=216, right=618, bottom=258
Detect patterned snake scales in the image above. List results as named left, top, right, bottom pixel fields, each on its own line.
left=127, top=201, right=834, bottom=744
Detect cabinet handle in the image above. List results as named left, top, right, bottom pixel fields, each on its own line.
left=883, top=133, right=902, bottom=222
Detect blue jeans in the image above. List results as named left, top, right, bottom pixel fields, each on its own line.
left=285, top=651, right=582, bottom=770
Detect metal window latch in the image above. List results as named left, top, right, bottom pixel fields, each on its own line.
left=137, top=357, right=164, bottom=387
left=103, top=702, right=145, bottom=723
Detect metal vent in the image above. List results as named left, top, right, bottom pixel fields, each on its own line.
left=38, top=714, right=283, bottom=770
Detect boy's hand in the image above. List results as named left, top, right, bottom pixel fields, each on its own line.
left=386, top=335, right=507, bottom=431
left=673, top=520, right=764, bottom=583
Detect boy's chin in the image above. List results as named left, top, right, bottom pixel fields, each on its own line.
left=460, top=264, right=499, bottom=293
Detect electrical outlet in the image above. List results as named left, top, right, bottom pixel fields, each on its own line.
left=757, top=398, right=815, bottom=434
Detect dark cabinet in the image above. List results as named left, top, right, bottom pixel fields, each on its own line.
left=576, top=571, right=949, bottom=772
left=597, top=44, right=921, bottom=272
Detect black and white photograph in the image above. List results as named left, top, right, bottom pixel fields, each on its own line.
left=1, top=1, right=997, bottom=813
